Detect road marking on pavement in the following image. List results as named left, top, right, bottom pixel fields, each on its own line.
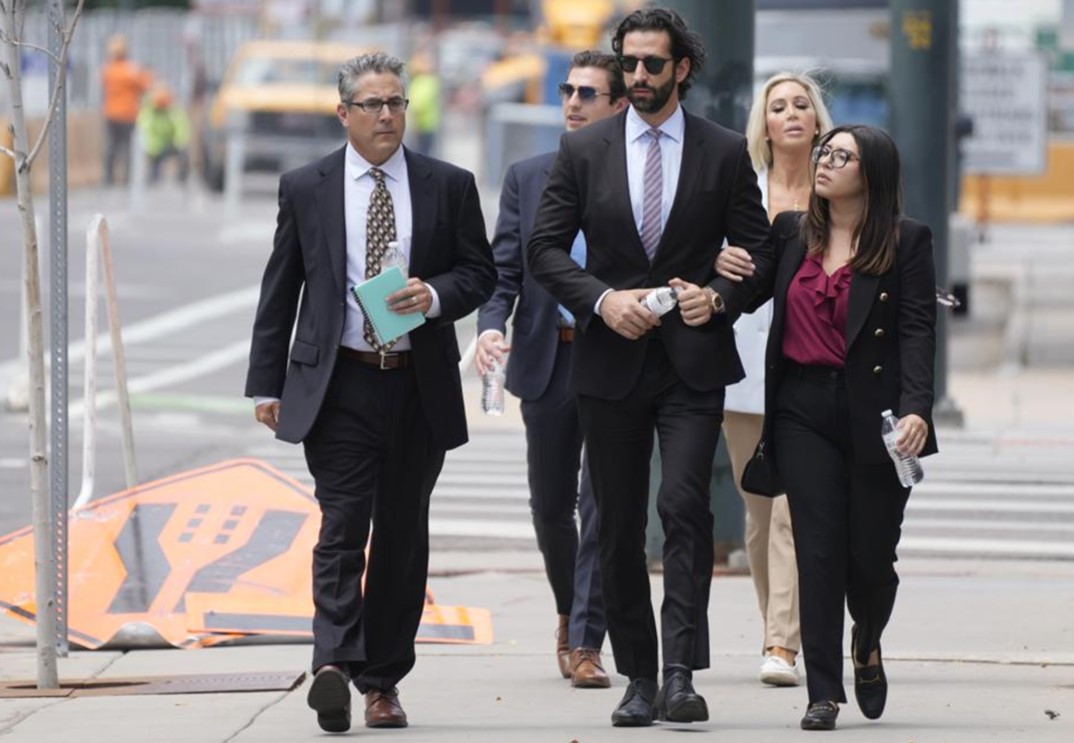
left=69, top=339, right=250, bottom=417
left=899, top=536, right=1074, bottom=559
left=0, top=285, right=259, bottom=380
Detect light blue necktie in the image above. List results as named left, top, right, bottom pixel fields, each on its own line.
left=557, top=232, right=587, bottom=326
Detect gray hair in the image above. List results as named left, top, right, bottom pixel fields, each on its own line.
left=338, top=52, right=407, bottom=102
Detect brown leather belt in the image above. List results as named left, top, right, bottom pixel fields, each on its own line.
left=339, top=347, right=411, bottom=370
left=557, top=327, right=575, bottom=343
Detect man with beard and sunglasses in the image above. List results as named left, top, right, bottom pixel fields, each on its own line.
left=476, top=50, right=627, bottom=689
left=528, top=7, right=774, bottom=728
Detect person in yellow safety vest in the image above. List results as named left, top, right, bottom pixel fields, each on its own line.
left=137, top=86, right=190, bottom=184
left=407, top=52, right=440, bottom=156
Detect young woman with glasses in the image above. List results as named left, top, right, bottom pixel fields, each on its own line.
left=722, top=124, right=938, bottom=730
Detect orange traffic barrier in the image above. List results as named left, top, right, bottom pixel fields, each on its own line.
left=0, top=459, right=492, bottom=649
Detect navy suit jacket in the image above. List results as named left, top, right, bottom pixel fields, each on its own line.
left=477, top=152, right=565, bottom=401
left=245, top=145, right=496, bottom=449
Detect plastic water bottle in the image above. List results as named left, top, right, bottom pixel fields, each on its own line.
left=481, top=358, right=506, bottom=416
left=382, top=240, right=408, bottom=277
left=640, top=286, right=680, bottom=317
left=881, top=409, right=924, bottom=487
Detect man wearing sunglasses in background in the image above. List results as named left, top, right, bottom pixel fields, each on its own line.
left=529, top=8, right=774, bottom=728
left=246, top=51, right=494, bottom=734
left=476, top=50, right=627, bottom=689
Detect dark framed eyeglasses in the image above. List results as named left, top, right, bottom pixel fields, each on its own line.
left=557, top=83, right=611, bottom=103
left=811, top=145, right=859, bottom=169
left=618, top=55, right=672, bottom=75
left=344, top=97, right=409, bottom=115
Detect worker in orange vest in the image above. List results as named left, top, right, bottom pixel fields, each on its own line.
left=101, top=34, right=152, bottom=186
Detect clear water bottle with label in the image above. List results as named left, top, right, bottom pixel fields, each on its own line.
left=881, top=409, right=924, bottom=488
left=481, top=358, right=506, bottom=416
left=382, top=240, right=408, bottom=277
left=640, top=286, right=680, bottom=317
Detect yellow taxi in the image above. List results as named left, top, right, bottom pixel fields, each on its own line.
left=201, top=40, right=366, bottom=190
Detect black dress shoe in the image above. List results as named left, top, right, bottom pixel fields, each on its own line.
left=800, top=701, right=839, bottom=731
left=852, top=624, right=888, bottom=720
left=306, top=665, right=351, bottom=733
left=611, top=678, right=658, bottom=727
left=655, top=670, right=709, bottom=722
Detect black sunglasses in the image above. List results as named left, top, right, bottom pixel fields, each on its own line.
left=618, top=55, right=672, bottom=75
left=557, top=83, right=611, bottom=102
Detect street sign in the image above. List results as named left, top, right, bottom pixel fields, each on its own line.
left=962, top=52, right=1049, bottom=175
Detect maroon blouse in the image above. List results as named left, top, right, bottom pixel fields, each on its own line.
left=781, top=253, right=853, bottom=367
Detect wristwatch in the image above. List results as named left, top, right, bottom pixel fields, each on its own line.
left=703, top=287, right=725, bottom=314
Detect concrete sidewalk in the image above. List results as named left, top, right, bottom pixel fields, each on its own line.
left=1, top=553, right=1072, bottom=742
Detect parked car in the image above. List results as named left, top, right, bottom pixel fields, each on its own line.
left=201, top=40, right=365, bottom=191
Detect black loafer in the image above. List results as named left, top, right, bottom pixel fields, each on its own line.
left=611, top=678, right=658, bottom=727
left=801, top=700, right=839, bottom=731
left=655, top=670, right=709, bottom=723
left=307, top=665, right=351, bottom=733
left=852, top=625, right=888, bottom=719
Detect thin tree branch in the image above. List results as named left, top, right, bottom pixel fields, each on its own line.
left=0, top=143, right=15, bottom=160
left=0, top=33, right=62, bottom=66
left=22, top=0, right=85, bottom=171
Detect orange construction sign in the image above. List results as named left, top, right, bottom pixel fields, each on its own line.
left=0, top=459, right=492, bottom=649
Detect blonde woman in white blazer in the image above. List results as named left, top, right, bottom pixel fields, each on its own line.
left=718, top=72, right=833, bottom=687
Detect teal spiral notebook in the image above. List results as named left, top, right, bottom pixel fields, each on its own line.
left=350, top=266, right=426, bottom=346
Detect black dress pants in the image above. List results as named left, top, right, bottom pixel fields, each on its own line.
left=578, top=338, right=723, bottom=681
left=302, top=356, right=445, bottom=692
left=772, top=363, right=911, bottom=703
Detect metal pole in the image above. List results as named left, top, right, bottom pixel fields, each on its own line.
left=890, top=0, right=963, bottom=426
left=47, top=0, right=70, bottom=659
left=75, top=220, right=100, bottom=511
left=100, top=219, right=137, bottom=489
left=666, top=0, right=755, bottom=133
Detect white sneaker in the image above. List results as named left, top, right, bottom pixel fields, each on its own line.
left=760, top=654, right=801, bottom=686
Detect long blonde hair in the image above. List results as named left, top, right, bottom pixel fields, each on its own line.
left=745, top=72, right=834, bottom=172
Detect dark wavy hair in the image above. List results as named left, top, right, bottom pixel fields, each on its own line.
left=804, top=125, right=903, bottom=276
left=570, top=50, right=627, bottom=103
left=611, top=7, right=705, bottom=101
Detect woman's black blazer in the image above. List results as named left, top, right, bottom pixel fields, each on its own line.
left=754, top=211, right=939, bottom=467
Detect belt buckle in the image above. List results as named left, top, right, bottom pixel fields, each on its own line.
left=379, top=352, right=390, bottom=370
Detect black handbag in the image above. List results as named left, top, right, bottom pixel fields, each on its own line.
left=740, top=439, right=784, bottom=497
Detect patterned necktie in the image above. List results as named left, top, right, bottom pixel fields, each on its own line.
left=639, top=128, right=663, bottom=261
left=364, top=166, right=397, bottom=352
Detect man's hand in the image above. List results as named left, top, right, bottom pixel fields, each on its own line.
left=599, top=289, right=659, bottom=340
left=895, top=413, right=929, bottom=457
left=255, top=401, right=280, bottom=432
left=670, top=278, right=713, bottom=327
left=387, top=278, right=432, bottom=315
left=476, top=331, right=510, bottom=376
left=715, top=245, right=755, bottom=282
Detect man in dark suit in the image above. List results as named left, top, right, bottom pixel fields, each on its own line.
left=476, top=51, right=627, bottom=689
left=245, top=52, right=494, bottom=734
left=528, top=8, right=774, bottom=727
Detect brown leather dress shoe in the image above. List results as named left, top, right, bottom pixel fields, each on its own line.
left=364, top=687, right=408, bottom=728
left=570, top=648, right=611, bottom=688
left=556, top=615, right=571, bottom=679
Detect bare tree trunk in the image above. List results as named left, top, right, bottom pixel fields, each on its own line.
left=1, top=0, right=85, bottom=689
left=0, top=1, right=56, bottom=689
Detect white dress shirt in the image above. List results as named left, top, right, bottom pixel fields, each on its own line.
left=341, top=142, right=441, bottom=351
left=625, top=104, right=684, bottom=236
left=596, top=105, right=686, bottom=315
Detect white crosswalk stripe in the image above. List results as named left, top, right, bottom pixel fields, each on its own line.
left=246, top=427, right=1074, bottom=561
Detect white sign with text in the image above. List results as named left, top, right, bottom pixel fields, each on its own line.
left=962, top=52, right=1049, bottom=175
